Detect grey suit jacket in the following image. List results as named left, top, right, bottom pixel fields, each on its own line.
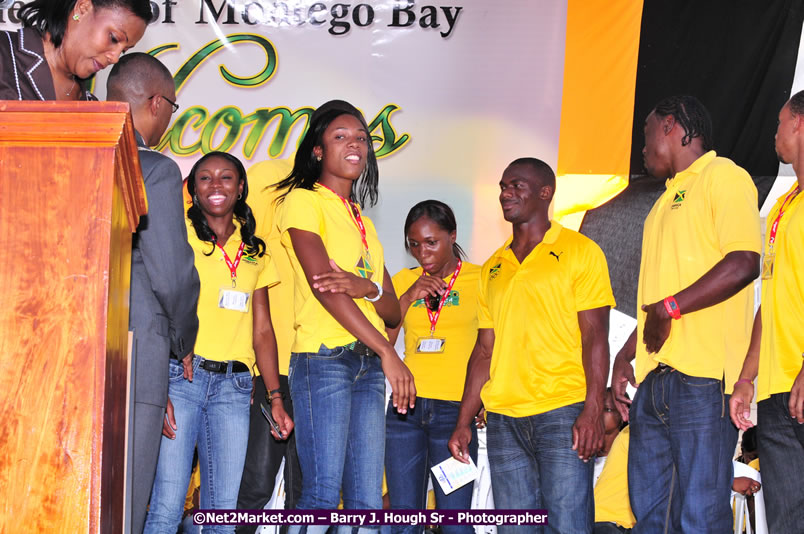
left=130, top=133, right=199, bottom=408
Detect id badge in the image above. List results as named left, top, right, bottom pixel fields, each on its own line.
left=416, top=337, right=446, bottom=353
left=218, top=288, right=251, bottom=312
left=761, top=253, right=774, bottom=280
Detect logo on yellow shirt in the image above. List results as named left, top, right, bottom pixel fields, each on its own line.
left=412, top=290, right=460, bottom=308
left=356, top=256, right=374, bottom=279
left=672, top=190, right=686, bottom=209
left=489, top=262, right=502, bottom=280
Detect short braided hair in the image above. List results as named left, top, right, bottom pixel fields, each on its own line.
left=653, top=95, right=713, bottom=151
left=789, top=89, right=804, bottom=116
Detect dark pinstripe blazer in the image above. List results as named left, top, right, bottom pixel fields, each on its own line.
left=0, top=27, right=94, bottom=101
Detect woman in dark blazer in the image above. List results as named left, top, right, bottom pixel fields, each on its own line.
left=0, top=0, right=151, bottom=100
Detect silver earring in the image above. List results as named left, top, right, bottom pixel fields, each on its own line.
left=238, top=193, right=242, bottom=200
left=316, top=155, right=322, bottom=162
left=192, top=194, right=199, bottom=204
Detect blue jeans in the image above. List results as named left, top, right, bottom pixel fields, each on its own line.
left=287, top=344, right=386, bottom=534
left=757, top=393, right=804, bottom=533
left=486, top=403, right=593, bottom=534
left=144, top=357, right=251, bottom=534
left=628, top=366, right=737, bottom=534
left=385, top=397, right=478, bottom=534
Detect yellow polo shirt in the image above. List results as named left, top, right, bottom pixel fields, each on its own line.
left=278, top=186, right=387, bottom=353
left=478, top=222, right=615, bottom=417
left=187, top=218, right=280, bottom=374
left=758, top=184, right=804, bottom=401
left=594, top=426, right=635, bottom=528
left=635, top=151, right=761, bottom=392
left=392, top=263, right=481, bottom=401
left=248, top=159, right=294, bottom=375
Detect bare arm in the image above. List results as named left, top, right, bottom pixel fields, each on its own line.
left=730, top=308, right=761, bottom=431
left=289, top=228, right=416, bottom=411
left=386, top=274, right=446, bottom=344
left=253, top=287, right=293, bottom=440
left=313, top=260, right=401, bottom=328
left=643, top=251, right=759, bottom=353
left=611, top=328, right=637, bottom=421
left=573, top=306, right=610, bottom=461
left=448, top=328, right=494, bottom=463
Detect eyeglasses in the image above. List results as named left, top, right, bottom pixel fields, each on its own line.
left=150, top=94, right=179, bottom=114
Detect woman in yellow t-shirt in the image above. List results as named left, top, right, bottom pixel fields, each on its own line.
left=385, top=200, right=481, bottom=534
left=145, top=152, right=293, bottom=534
left=275, top=101, right=415, bottom=532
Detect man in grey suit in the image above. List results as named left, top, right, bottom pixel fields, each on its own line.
left=106, top=53, right=200, bottom=534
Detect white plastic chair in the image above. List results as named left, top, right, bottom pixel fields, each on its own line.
left=731, top=461, right=767, bottom=534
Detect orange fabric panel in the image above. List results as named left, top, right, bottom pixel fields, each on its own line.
left=555, top=0, right=644, bottom=227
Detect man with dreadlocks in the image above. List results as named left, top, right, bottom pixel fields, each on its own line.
left=610, top=95, right=761, bottom=533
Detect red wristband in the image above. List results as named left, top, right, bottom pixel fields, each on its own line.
left=734, top=378, right=754, bottom=388
left=663, top=296, right=681, bottom=320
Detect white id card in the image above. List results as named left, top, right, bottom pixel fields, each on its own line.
left=218, top=288, right=251, bottom=312
left=431, top=455, right=479, bottom=495
left=416, top=337, right=446, bottom=353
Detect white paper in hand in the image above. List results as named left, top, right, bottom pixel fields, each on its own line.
left=430, top=455, right=479, bottom=495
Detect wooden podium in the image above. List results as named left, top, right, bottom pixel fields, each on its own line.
left=0, top=101, right=147, bottom=533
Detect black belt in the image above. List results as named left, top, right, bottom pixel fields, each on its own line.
left=171, top=355, right=249, bottom=374
left=345, top=340, right=375, bottom=357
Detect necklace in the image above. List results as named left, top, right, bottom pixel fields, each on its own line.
left=65, top=77, right=77, bottom=97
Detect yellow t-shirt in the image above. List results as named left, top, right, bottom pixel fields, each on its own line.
left=635, top=151, right=761, bottom=392
left=392, top=263, right=481, bottom=401
left=478, top=222, right=615, bottom=417
left=278, top=186, right=387, bottom=353
left=758, top=184, right=804, bottom=401
left=187, top=218, right=279, bottom=373
left=248, top=159, right=295, bottom=375
left=594, top=426, right=636, bottom=528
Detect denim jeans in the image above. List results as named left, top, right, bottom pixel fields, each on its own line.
left=757, top=393, right=804, bottom=533
left=144, top=357, right=252, bottom=534
left=287, top=344, right=386, bottom=534
left=628, top=366, right=737, bottom=534
left=486, top=402, right=593, bottom=534
left=385, top=397, right=478, bottom=534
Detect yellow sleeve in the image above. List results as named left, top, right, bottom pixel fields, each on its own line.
left=477, top=261, right=493, bottom=329
left=278, top=189, right=324, bottom=243
left=255, top=252, right=280, bottom=290
left=707, top=162, right=762, bottom=255
left=392, top=268, right=418, bottom=298
left=573, top=237, right=616, bottom=311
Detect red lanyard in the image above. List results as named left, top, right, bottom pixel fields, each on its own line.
left=318, top=183, right=369, bottom=252
left=217, top=241, right=245, bottom=287
left=769, top=187, right=800, bottom=247
left=426, top=259, right=462, bottom=335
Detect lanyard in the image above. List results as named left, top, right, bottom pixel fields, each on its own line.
left=426, top=259, right=462, bottom=336
left=318, top=183, right=369, bottom=252
left=769, top=187, right=800, bottom=248
left=217, top=241, right=245, bottom=287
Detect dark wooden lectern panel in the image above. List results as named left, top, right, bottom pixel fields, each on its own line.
left=0, top=101, right=146, bottom=533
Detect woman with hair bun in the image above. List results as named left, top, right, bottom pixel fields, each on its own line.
left=0, top=0, right=151, bottom=100
left=385, top=200, right=481, bottom=534
left=144, top=151, right=292, bottom=534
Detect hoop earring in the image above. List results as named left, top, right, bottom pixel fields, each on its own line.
left=192, top=194, right=199, bottom=205
left=238, top=193, right=242, bottom=200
